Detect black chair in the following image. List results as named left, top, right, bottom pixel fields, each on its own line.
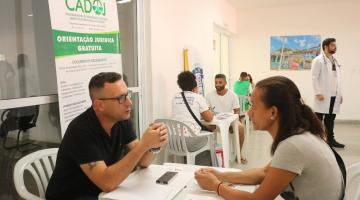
left=0, top=105, right=40, bottom=151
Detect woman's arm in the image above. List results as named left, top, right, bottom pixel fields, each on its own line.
left=219, top=167, right=297, bottom=200
left=220, top=164, right=269, bottom=185
left=201, top=163, right=270, bottom=185
left=195, top=166, right=297, bottom=200
left=201, top=110, right=214, bottom=122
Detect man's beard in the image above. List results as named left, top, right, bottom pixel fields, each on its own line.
left=216, top=86, right=225, bottom=92
left=329, top=49, right=336, bottom=54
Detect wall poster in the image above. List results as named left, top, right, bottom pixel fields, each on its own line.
left=270, top=35, right=321, bottom=70
left=48, top=0, right=122, bottom=136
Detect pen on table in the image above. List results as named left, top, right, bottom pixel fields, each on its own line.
left=179, top=185, right=187, bottom=192
left=166, top=185, right=187, bottom=199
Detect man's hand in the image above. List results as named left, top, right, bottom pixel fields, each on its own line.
left=140, top=123, right=168, bottom=150
left=316, top=94, right=324, bottom=101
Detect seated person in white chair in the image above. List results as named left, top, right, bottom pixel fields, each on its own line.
left=46, top=72, right=168, bottom=200
left=172, top=71, right=214, bottom=154
left=206, top=74, right=247, bottom=164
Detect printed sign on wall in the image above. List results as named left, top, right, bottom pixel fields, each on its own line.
left=48, top=0, right=122, bottom=136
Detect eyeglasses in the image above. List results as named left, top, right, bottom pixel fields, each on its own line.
left=98, top=90, right=132, bottom=104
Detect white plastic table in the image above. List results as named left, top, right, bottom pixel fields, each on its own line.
left=202, top=113, right=241, bottom=168
left=99, top=163, right=256, bottom=200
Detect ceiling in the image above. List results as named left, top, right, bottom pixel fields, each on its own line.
left=228, top=0, right=356, bottom=9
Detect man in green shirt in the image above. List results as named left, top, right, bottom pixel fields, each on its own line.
left=233, top=72, right=251, bottom=112
left=233, top=72, right=250, bottom=96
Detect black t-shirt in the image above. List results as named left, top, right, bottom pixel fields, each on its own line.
left=46, top=107, right=136, bottom=200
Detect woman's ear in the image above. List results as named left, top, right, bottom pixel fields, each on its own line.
left=270, top=106, right=278, bottom=120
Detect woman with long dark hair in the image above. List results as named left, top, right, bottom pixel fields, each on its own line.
left=195, top=76, right=344, bottom=200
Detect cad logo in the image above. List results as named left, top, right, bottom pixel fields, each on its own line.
left=65, top=0, right=106, bottom=16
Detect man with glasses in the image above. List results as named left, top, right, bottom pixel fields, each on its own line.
left=46, top=72, right=168, bottom=200
left=311, top=38, right=345, bottom=148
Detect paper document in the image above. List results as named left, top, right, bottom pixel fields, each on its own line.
left=102, top=165, right=192, bottom=200
left=184, top=194, right=221, bottom=200
left=215, top=113, right=233, bottom=120
left=103, top=183, right=173, bottom=200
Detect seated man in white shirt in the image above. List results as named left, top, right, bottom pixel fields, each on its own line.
left=206, top=74, right=247, bottom=164
left=172, top=71, right=214, bottom=153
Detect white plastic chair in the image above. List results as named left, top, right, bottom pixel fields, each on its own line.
left=238, top=95, right=251, bottom=134
left=155, top=119, right=215, bottom=166
left=345, top=162, right=360, bottom=200
left=13, top=148, right=58, bottom=200
left=238, top=95, right=250, bottom=114
left=236, top=95, right=251, bottom=161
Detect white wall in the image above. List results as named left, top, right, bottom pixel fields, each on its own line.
left=230, top=1, right=360, bottom=120
left=148, top=0, right=237, bottom=120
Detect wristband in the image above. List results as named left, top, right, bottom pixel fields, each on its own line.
left=217, top=182, right=224, bottom=196
left=150, top=147, right=161, bottom=154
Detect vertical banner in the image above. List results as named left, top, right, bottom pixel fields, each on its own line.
left=48, top=0, right=122, bottom=136
left=192, top=64, right=205, bottom=97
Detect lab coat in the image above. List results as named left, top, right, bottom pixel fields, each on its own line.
left=311, top=53, right=342, bottom=114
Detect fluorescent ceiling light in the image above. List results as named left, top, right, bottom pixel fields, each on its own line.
left=117, top=0, right=132, bottom=4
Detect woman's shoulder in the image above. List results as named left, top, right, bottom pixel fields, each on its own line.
left=279, top=132, right=324, bottom=148
left=286, top=131, right=319, bottom=140
left=187, top=91, right=206, bottom=100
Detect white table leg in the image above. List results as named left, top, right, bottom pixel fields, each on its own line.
left=219, top=124, right=230, bottom=168
left=231, top=120, right=241, bottom=164
left=243, top=114, right=250, bottom=158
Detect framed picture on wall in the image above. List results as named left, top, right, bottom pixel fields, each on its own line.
left=270, top=35, right=321, bottom=70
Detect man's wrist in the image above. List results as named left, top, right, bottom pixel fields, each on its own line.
left=149, top=147, right=161, bottom=154
left=138, top=140, right=151, bottom=153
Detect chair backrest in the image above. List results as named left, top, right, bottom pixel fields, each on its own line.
left=345, top=162, right=360, bottom=200
left=155, top=119, right=197, bottom=155
left=238, top=95, right=250, bottom=115
left=13, top=148, right=59, bottom=200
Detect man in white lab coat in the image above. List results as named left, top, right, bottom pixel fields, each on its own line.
left=311, top=38, right=345, bottom=148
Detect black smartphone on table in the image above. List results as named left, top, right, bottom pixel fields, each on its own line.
left=156, top=171, right=178, bottom=185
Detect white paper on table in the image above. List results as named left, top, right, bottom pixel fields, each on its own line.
left=102, top=165, right=193, bottom=200
left=215, top=113, right=233, bottom=120
left=102, top=180, right=174, bottom=200
left=184, top=194, right=221, bottom=200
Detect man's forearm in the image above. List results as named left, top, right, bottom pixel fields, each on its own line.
left=138, top=150, right=156, bottom=168
left=102, top=142, right=148, bottom=191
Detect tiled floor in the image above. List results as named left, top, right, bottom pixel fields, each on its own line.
left=233, top=122, right=360, bottom=170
